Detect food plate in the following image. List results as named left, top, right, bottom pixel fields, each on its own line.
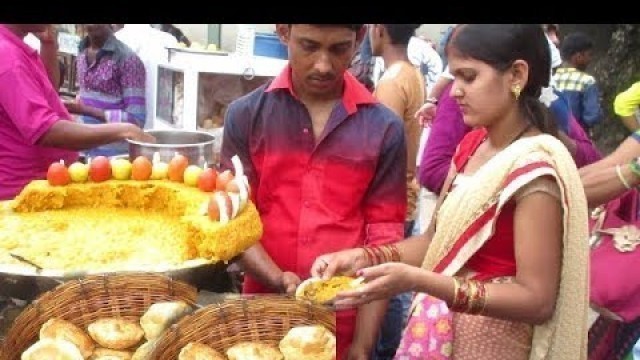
left=295, top=276, right=365, bottom=305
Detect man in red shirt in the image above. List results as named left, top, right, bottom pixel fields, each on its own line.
left=221, top=24, right=407, bottom=359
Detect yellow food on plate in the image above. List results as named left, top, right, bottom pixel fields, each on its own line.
left=139, top=301, right=192, bottom=340
left=87, top=318, right=145, bottom=350
left=89, top=348, right=133, bottom=360
left=295, top=276, right=364, bottom=305
left=279, top=325, right=336, bottom=360
left=0, top=179, right=263, bottom=272
left=39, top=318, right=96, bottom=358
left=21, top=338, right=84, bottom=360
left=226, top=342, right=284, bottom=360
left=178, top=342, right=226, bottom=360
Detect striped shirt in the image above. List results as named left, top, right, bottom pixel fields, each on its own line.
left=552, top=66, right=603, bottom=129
left=76, top=35, right=146, bottom=156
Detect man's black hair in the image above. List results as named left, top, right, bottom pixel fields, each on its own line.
left=381, top=24, right=421, bottom=45
left=560, top=32, right=593, bottom=61
left=288, top=24, right=364, bottom=31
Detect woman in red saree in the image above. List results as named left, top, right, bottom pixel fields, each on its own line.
left=312, top=24, right=589, bottom=360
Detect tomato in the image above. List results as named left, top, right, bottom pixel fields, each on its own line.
left=208, top=191, right=232, bottom=222
left=131, top=156, right=153, bottom=181
left=89, top=156, right=112, bottom=182
left=197, top=168, right=218, bottom=192
left=168, top=154, right=189, bottom=182
left=216, top=169, right=234, bottom=191
left=47, top=161, right=71, bottom=186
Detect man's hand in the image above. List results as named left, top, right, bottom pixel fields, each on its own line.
left=345, top=344, right=370, bottom=360
left=33, top=25, right=58, bottom=45
left=64, top=100, right=84, bottom=115
left=119, top=123, right=156, bottom=143
left=280, top=271, right=301, bottom=295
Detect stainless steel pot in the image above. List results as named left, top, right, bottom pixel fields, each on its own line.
left=127, top=130, right=220, bottom=168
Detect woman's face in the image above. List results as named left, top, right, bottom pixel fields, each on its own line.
left=447, top=51, right=518, bottom=129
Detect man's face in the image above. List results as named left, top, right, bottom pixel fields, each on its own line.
left=575, top=49, right=593, bottom=71
left=20, top=24, right=50, bottom=34
left=83, top=24, right=112, bottom=40
left=277, top=24, right=362, bottom=99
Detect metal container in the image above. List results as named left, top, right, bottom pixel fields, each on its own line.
left=127, top=130, right=220, bottom=168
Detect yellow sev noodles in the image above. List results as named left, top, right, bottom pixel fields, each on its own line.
left=299, top=276, right=362, bottom=304
left=0, top=180, right=263, bottom=272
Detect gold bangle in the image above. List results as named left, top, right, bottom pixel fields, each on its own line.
left=451, top=277, right=471, bottom=312
left=477, top=282, right=488, bottom=315
left=451, top=277, right=461, bottom=309
left=616, top=165, right=632, bottom=189
left=465, top=280, right=479, bottom=313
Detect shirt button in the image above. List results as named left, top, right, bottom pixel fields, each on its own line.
left=300, top=236, right=309, bottom=244
left=303, top=200, right=311, bottom=207
left=303, top=128, right=309, bottom=134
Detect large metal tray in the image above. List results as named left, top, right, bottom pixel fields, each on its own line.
left=0, top=201, right=236, bottom=300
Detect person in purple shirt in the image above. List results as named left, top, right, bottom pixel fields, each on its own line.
left=419, top=82, right=601, bottom=195
left=64, top=24, right=146, bottom=158
left=0, top=24, right=153, bottom=201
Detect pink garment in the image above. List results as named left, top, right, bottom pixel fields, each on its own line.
left=394, top=294, right=453, bottom=359
left=0, top=25, right=78, bottom=200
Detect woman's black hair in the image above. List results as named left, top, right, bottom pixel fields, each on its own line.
left=447, top=24, right=558, bottom=137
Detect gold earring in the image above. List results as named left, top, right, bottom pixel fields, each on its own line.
left=512, top=84, right=522, bottom=100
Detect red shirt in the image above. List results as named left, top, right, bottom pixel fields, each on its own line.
left=221, top=65, right=407, bottom=356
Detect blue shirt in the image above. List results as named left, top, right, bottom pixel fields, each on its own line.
left=553, top=67, right=603, bottom=130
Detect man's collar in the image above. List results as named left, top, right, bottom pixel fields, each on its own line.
left=79, top=34, right=118, bottom=53
left=266, top=65, right=377, bottom=115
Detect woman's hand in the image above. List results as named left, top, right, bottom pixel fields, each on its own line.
left=415, top=102, right=437, bottom=128
left=333, top=262, right=420, bottom=310
left=310, top=248, right=369, bottom=280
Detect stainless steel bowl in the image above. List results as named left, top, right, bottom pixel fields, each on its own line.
left=127, top=130, right=220, bottom=167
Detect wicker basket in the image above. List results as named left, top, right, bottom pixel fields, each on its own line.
left=1, top=272, right=197, bottom=360
left=151, top=294, right=336, bottom=359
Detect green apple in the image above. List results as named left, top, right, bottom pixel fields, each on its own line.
left=111, top=158, right=132, bottom=180
left=183, top=165, right=204, bottom=187
left=150, top=162, right=169, bottom=180
left=68, top=162, right=89, bottom=183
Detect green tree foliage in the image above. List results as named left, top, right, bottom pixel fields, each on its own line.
left=590, top=24, right=640, bottom=154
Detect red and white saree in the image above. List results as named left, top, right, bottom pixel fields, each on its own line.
left=395, top=131, right=589, bottom=360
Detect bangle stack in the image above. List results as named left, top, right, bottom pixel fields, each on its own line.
left=361, top=243, right=401, bottom=266
left=450, top=276, right=488, bottom=315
